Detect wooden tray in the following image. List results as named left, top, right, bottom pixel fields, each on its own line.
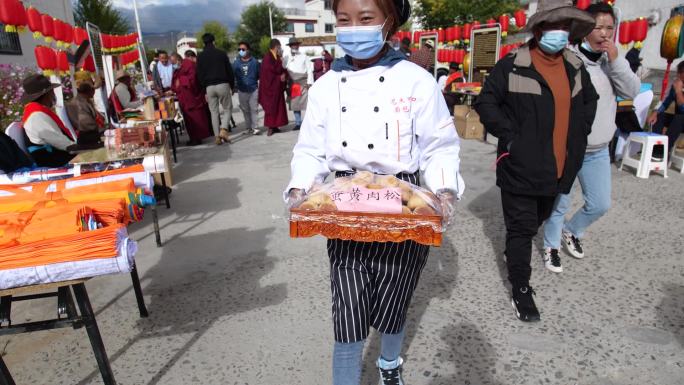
left=289, top=209, right=443, bottom=246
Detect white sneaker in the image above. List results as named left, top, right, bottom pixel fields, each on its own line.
left=562, top=231, right=585, bottom=259
left=542, top=248, right=563, bottom=273
left=251, top=128, right=262, bottom=135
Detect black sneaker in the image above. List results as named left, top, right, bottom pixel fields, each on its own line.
left=511, top=285, right=541, bottom=322
left=562, top=231, right=585, bottom=259
left=293, top=125, right=301, bottom=131
left=377, top=357, right=404, bottom=385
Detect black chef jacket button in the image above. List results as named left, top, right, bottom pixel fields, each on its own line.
left=379, top=76, right=384, bottom=82
left=374, top=106, right=379, bottom=112
left=342, top=141, right=348, bottom=147
left=368, top=143, right=374, bottom=150
left=342, top=106, right=347, bottom=112
left=341, top=77, right=347, bottom=83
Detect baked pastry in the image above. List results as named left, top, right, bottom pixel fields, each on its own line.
left=366, top=183, right=384, bottom=190
left=377, top=175, right=400, bottom=187
left=402, top=205, right=412, bottom=214
left=299, top=201, right=317, bottom=210
left=406, top=194, right=427, bottom=210
left=413, top=205, right=436, bottom=215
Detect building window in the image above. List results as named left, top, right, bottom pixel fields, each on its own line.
left=325, top=23, right=334, bottom=33
left=305, top=23, right=314, bottom=33
left=324, top=0, right=332, bottom=10
left=0, top=26, right=22, bottom=55
left=286, top=23, right=294, bottom=33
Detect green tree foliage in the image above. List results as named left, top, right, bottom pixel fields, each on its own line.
left=234, top=1, right=287, bottom=58
left=415, top=0, right=520, bottom=29
left=195, top=21, right=232, bottom=52
left=73, top=0, right=131, bottom=34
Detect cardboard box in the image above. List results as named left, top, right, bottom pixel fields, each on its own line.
left=454, top=105, right=485, bottom=140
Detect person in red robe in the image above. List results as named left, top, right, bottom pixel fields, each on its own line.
left=172, top=51, right=212, bottom=145
left=258, top=39, right=288, bottom=136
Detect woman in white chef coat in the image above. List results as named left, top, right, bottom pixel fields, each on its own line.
left=285, top=0, right=465, bottom=383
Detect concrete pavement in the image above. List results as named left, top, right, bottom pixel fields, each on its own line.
left=2, top=110, right=683, bottom=385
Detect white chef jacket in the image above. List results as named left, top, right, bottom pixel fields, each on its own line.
left=284, top=52, right=313, bottom=85
left=285, top=60, right=465, bottom=198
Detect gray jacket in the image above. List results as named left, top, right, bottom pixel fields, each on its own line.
left=571, top=45, right=640, bottom=151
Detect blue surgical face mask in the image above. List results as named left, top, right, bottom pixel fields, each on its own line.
left=539, top=30, right=569, bottom=54
left=238, top=49, right=247, bottom=58
left=581, top=40, right=599, bottom=54
left=336, top=20, right=387, bottom=60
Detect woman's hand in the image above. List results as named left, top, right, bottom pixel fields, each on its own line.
left=647, top=111, right=659, bottom=127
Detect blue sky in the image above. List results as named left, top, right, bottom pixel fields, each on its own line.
left=112, top=0, right=303, bottom=34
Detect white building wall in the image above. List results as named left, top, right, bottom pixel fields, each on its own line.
left=0, top=0, right=74, bottom=67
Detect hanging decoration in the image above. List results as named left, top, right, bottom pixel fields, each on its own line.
left=632, top=17, right=649, bottom=49
left=26, top=6, right=42, bottom=39
left=514, top=9, right=527, bottom=28
left=660, top=13, right=684, bottom=99
left=80, top=54, right=96, bottom=74
left=576, top=0, right=591, bottom=10
left=57, top=50, right=69, bottom=76
left=34, top=45, right=57, bottom=76
left=0, top=0, right=27, bottom=33
left=618, top=20, right=632, bottom=48
left=40, top=14, right=54, bottom=43
left=73, top=26, right=89, bottom=46
left=499, top=14, right=510, bottom=38
left=452, top=25, right=462, bottom=44
left=463, top=23, right=472, bottom=45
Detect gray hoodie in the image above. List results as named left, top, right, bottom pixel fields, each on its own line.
left=571, top=45, right=640, bottom=151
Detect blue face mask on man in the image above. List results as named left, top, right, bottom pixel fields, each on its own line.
left=336, top=20, right=387, bottom=60
left=238, top=49, right=247, bottom=58
left=539, top=30, right=569, bottom=54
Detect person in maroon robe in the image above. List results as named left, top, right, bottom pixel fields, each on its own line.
left=172, top=51, right=212, bottom=145
left=258, top=39, right=288, bottom=136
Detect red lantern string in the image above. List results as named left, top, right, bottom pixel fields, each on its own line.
left=618, top=20, right=632, bottom=48
left=438, top=28, right=445, bottom=44
left=0, top=0, right=21, bottom=33
left=26, top=6, right=42, bottom=39
left=57, top=50, right=69, bottom=76
left=486, top=18, right=496, bottom=27
left=463, top=23, right=472, bottom=44
left=472, top=21, right=481, bottom=31
left=453, top=25, right=462, bottom=43
left=40, top=14, right=54, bottom=43
left=34, top=45, right=57, bottom=76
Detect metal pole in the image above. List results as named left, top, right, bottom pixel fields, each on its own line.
left=269, top=6, right=274, bottom=38
left=133, top=0, right=145, bottom=47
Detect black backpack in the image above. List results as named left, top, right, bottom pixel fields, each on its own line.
left=0, top=130, right=33, bottom=173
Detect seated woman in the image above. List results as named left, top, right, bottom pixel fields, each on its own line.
left=21, top=74, right=76, bottom=168
left=114, top=69, right=143, bottom=110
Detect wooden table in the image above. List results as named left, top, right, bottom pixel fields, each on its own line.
left=70, top=143, right=171, bottom=247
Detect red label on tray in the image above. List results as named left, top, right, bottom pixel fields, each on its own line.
left=331, top=187, right=402, bottom=214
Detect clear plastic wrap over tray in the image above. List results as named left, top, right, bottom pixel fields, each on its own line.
left=289, top=172, right=444, bottom=246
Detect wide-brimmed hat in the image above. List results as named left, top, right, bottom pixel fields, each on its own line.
left=20, top=74, right=60, bottom=103
left=287, top=37, right=302, bottom=46
left=115, top=69, right=130, bottom=81
left=424, top=39, right=435, bottom=49
left=524, top=0, right=596, bottom=41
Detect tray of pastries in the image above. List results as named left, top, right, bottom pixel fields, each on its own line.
left=289, top=172, right=444, bottom=246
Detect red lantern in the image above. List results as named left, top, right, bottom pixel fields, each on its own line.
left=26, top=6, right=42, bottom=39
left=514, top=9, right=527, bottom=28
left=0, top=0, right=16, bottom=32
left=455, top=49, right=465, bottom=64
left=81, top=54, right=95, bottom=73
left=53, top=19, right=65, bottom=47
left=101, top=33, right=112, bottom=52
left=73, top=27, right=87, bottom=46
left=486, top=18, right=496, bottom=26
left=463, top=23, right=472, bottom=44
left=618, top=20, right=632, bottom=47
left=499, top=14, right=510, bottom=38
left=413, top=30, right=420, bottom=45
left=453, top=25, right=462, bottom=43
left=41, top=14, right=54, bottom=43
left=632, top=17, right=648, bottom=49
left=63, top=23, right=73, bottom=47
left=57, top=50, right=69, bottom=75
left=35, top=45, right=56, bottom=76
left=576, top=0, right=591, bottom=10
left=472, top=21, right=481, bottom=31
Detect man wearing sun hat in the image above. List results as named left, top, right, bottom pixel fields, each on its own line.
left=20, top=73, right=76, bottom=167
left=474, top=0, right=599, bottom=322
left=409, top=38, right=435, bottom=72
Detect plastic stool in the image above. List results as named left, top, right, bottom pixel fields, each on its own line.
left=619, top=132, right=668, bottom=178
left=670, top=134, right=684, bottom=173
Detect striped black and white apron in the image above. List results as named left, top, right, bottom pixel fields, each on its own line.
left=328, top=171, right=430, bottom=343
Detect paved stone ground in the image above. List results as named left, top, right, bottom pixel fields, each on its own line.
left=2, top=106, right=683, bottom=385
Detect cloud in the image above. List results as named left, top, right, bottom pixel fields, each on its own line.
left=114, top=0, right=305, bottom=34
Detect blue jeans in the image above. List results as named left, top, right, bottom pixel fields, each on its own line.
left=294, top=111, right=302, bottom=126
left=543, top=147, right=611, bottom=249
left=332, top=328, right=405, bottom=385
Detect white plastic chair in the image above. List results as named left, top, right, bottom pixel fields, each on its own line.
left=5, top=122, right=29, bottom=155
left=620, top=132, right=668, bottom=178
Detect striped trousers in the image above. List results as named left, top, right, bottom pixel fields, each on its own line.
left=328, top=171, right=430, bottom=343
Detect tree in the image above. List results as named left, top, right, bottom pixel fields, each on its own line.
left=73, top=0, right=131, bottom=34
left=195, top=21, right=232, bottom=52
left=414, top=0, right=520, bottom=29
left=234, top=1, right=287, bottom=58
